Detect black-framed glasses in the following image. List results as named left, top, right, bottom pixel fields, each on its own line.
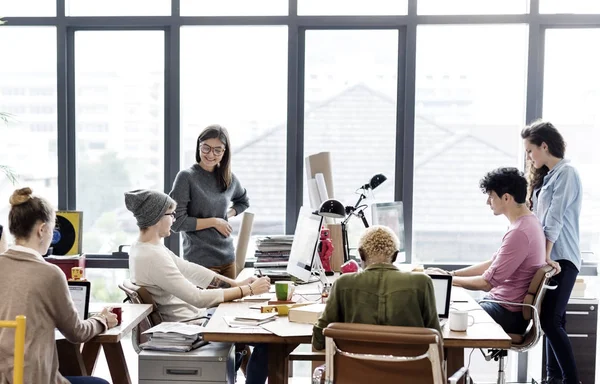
left=199, top=143, right=225, bottom=156
left=164, top=212, right=176, bottom=218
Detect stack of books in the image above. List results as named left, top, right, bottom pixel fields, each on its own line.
left=140, top=322, right=207, bottom=352
left=254, top=235, right=294, bottom=268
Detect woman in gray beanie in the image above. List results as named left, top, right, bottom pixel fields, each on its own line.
left=125, top=189, right=270, bottom=384
left=169, top=125, right=249, bottom=279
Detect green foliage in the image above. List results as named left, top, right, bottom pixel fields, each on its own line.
left=77, top=152, right=131, bottom=232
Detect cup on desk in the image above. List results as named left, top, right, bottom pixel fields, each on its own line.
left=449, top=309, right=474, bottom=332
left=275, top=281, right=295, bottom=301
left=110, top=307, right=122, bottom=326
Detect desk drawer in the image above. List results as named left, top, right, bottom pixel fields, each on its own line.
left=565, top=303, right=597, bottom=335
left=139, top=343, right=235, bottom=383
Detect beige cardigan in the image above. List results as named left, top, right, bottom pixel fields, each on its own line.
left=0, top=246, right=107, bottom=384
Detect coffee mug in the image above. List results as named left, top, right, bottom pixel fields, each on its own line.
left=449, top=309, right=474, bottom=332
left=275, top=281, right=295, bottom=301
left=110, top=307, right=122, bottom=326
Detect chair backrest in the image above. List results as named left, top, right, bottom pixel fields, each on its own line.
left=118, top=280, right=163, bottom=349
left=0, top=315, right=26, bottom=384
left=322, top=323, right=445, bottom=384
left=514, top=264, right=556, bottom=350
left=235, top=212, right=254, bottom=278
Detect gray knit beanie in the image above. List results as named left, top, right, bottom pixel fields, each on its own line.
left=124, top=189, right=175, bottom=229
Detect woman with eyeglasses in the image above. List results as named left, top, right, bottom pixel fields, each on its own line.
left=169, top=124, right=249, bottom=279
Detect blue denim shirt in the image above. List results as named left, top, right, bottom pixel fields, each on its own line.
left=532, top=159, right=582, bottom=270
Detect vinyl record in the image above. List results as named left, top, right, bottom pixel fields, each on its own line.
left=52, top=215, right=76, bottom=255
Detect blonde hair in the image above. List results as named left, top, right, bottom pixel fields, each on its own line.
left=358, top=225, right=399, bottom=264
left=8, top=187, right=54, bottom=240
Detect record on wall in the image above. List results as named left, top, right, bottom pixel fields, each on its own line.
left=52, top=211, right=83, bottom=255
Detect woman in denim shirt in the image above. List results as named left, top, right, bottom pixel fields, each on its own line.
left=522, top=121, right=582, bottom=384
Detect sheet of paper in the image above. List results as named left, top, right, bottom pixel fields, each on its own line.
left=260, top=319, right=313, bottom=337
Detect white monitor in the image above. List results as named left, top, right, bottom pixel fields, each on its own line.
left=371, top=201, right=405, bottom=252
left=286, top=206, right=324, bottom=283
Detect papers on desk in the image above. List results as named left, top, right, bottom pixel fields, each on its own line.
left=140, top=322, right=207, bottom=352
left=242, top=293, right=274, bottom=302
left=223, top=313, right=278, bottom=328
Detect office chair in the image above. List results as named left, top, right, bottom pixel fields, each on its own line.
left=235, top=211, right=254, bottom=278
left=0, top=315, right=27, bottom=384
left=478, top=265, right=557, bottom=384
left=312, top=323, right=469, bottom=384
left=118, top=280, right=164, bottom=352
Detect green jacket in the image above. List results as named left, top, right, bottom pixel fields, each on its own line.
left=312, top=263, right=441, bottom=350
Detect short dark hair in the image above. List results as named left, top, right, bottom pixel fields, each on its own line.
left=479, top=167, right=527, bottom=204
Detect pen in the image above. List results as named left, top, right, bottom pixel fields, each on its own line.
left=257, top=269, right=263, bottom=277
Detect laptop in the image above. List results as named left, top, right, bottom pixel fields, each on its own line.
left=68, top=281, right=91, bottom=320
left=428, top=274, right=452, bottom=327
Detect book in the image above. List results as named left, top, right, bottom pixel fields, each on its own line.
left=288, top=303, right=326, bottom=324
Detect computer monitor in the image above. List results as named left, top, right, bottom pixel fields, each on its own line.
left=371, top=201, right=405, bottom=252
left=428, top=274, right=452, bottom=319
left=68, top=281, right=91, bottom=320
left=286, top=206, right=324, bottom=283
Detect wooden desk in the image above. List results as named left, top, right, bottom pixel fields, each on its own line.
left=56, top=303, right=152, bottom=384
left=204, top=270, right=511, bottom=384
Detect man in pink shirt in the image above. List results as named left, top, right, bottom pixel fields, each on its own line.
left=429, top=167, right=546, bottom=334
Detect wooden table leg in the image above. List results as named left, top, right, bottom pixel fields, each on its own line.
left=56, top=340, right=87, bottom=376
left=268, top=344, right=298, bottom=384
left=103, top=341, right=132, bottom=384
left=446, top=347, right=466, bottom=384
left=81, top=341, right=102, bottom=376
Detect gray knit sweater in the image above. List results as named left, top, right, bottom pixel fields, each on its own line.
left=169, top=164, right=249, bottom=267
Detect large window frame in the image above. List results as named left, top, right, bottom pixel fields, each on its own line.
left=4, top=0, right=600, bottom=276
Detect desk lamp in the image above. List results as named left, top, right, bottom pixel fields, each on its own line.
left=318, top=173, right=387, bottom=262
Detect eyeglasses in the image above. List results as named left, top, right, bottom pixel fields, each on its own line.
left=164, top=212, right=176, bottom=218
left=200, top=143, right=225, bottom=156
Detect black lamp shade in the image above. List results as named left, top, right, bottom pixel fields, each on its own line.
left=318, top=199, right=346, bottom=219
left=369, top=174, right=387, bottom=190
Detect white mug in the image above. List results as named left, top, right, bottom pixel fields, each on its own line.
left=449, top=309, right=474, bottom=332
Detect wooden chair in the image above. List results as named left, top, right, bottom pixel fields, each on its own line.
left=313, top=323, right=469, bottom=384
left=479, top=265, right=557, bottom=384
left=118, top=280, right=163, bottom=352
left=0, top=315, right=26, bottom=384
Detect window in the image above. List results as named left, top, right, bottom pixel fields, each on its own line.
left=543, top=29, right=600, bottom=264
left=303, top=30, right=398, bottom=255
left=180, top=26, right=288, bottom=236
left=413, top=25, right=528, bottom=267
left=66, top=0, right=170, bottom=16
left=74, top=31, right=165, bottom=254
left=418, top=0, right=527, bottom=15
left=181, top=0, right=287, bottom=16
left=1, top=0, right=55, bottom=16
left=540, top=0, right=600, bottom=13
left=298, top=0, right=407, bottom=15
left=0, top=27, right=58, bottom=221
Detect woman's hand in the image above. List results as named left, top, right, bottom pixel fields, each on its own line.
left=100, top=307, right=119, bottom=329
left=249, top=277, right=271, bottom=295
left=546, top=258, right=561, bottom=275
left=213, top=218, right=232, bottom=237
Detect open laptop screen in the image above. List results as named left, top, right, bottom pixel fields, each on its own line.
left=68, top=281, right=91, bottom=320
left=428, top=274, right=452, bottom=319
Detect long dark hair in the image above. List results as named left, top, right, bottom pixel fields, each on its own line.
left=520, top=120, right=566, bottom=208
left=195, top=124, right=232, bottom=192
